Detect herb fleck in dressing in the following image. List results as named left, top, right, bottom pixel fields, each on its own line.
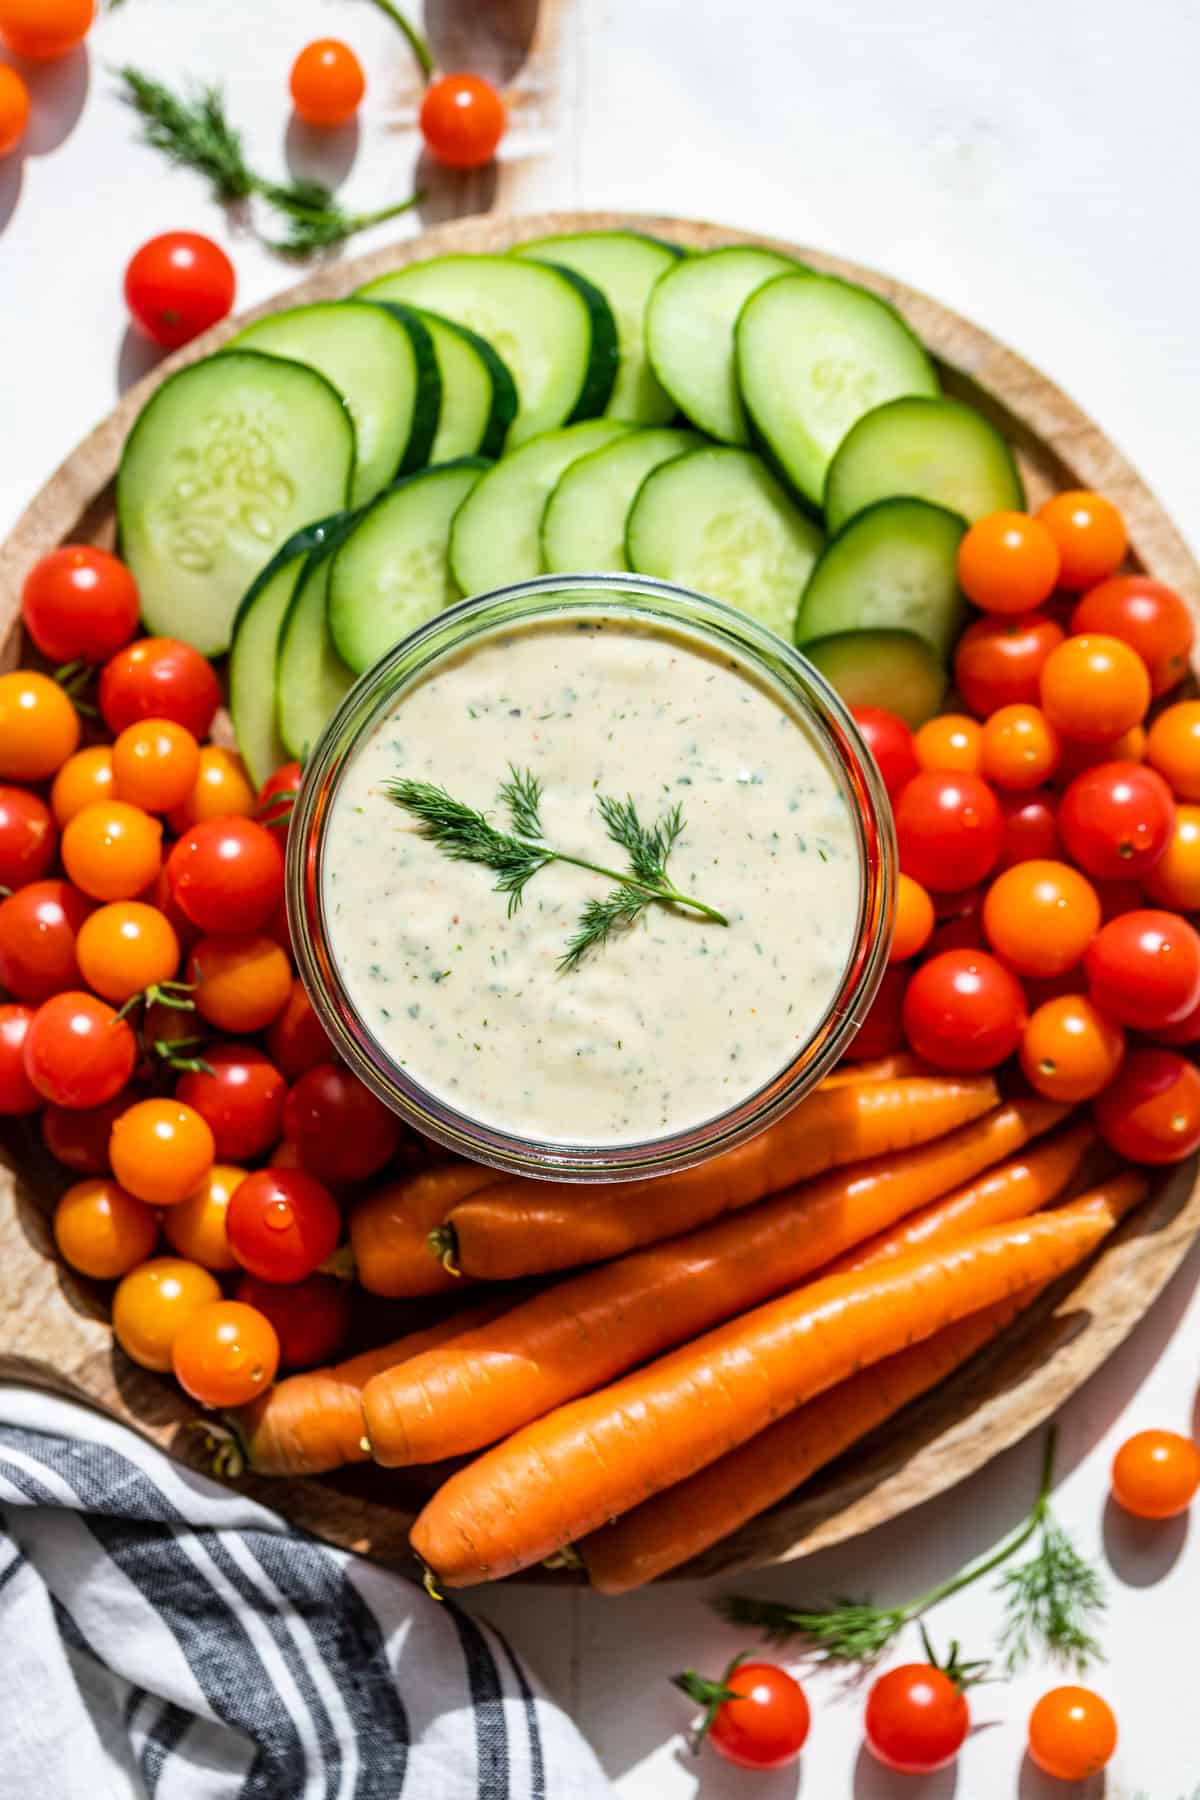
left=323, top=615, right=861, bottom=1145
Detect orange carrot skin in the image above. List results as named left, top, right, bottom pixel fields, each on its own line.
left=581, top=1293, right=1034, bottom=1593
left=237, top=1297, right=512, bottom=1476
left=828, top=1118, right=1096, bottom=1277
left=364, top=1097, right=1060, bottom=1467
left=411, top=1174, right=1146, bottom=1586
left=820, top=1052, right=932, bottom=1087
left=443, top=1077, right=1000, bottom=1280
left=352, top=1164, right=501, bottom=1297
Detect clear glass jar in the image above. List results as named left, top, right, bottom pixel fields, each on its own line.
left=287, top=575, right=896, bottom=1182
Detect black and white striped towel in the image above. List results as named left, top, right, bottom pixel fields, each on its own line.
left=0, top=1385, right=612, bottom=1800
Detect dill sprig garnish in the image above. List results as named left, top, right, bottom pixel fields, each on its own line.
left=361, top=0, right=436, bottom=80
left=385, top=764, right=728, bottom=970
left=115, top=67, right=421, bottom=256
left=716, top=1428, right=1106, bottom=1671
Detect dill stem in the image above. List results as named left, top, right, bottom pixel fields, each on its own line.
left=362, top=0, right=436, bottom=79
left=547, top=849, right=730, bottom=926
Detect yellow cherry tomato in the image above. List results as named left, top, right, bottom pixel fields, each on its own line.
left=112, top=1256, right=221, bottom=1372
left=53, top=1176, right=159, bottom=1279
left=75, top=900, right=181, bottom=1004
left=167, top=745, right=257, bottom=831
left=51, top=745, right=115, bottom=826
left=61, top=800, right=163, bottom=901
left=188, top=933, right=292, bottom=1033
left=112, top=717, right=201, bottom=813
left=162, top=1163, right=246, bottom=1272
left=0, top=670, right=80, bottom=781
left=110, top=1097, right=215, bottom=1207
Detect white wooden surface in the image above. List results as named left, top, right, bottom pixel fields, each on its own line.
left=4, top=3, right=1200, bottom=1794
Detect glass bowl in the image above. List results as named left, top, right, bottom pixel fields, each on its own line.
left=287, top=574, right=896, bottom=1182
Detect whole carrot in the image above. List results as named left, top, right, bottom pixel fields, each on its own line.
left=436, top=1076, right=999, bottom=1280
left=827, top=1118, right=1097, bottom=1276
left=411, top=1176, right=1146, bottom=1586
left=363, top=1096, right=1064, bottom=1467
left=352, top=1163, right=502, bottom=1297
left=234, top=1296, right=512, bottom=1476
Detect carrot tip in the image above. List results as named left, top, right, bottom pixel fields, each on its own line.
left=359, top=1435, right=372, bottom=1456
left=420, top=1561, right=444, bottom=1602
left=543, top=1545, right=584, bottom=1571
left=428, top=1224, right=462, bottom=1276
left=185, top=1417, right=245, bottom=1480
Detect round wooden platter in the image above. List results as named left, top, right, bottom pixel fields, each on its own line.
left=2, top=210, right=1200, bottom=1585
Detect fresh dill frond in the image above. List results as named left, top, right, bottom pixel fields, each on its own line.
left=383, top=777, right=551, bottom=917
left=998, top=1515, right=1106, bottom=1674
left=596, top=793, right=685, bottom=888
left=500, top=765, right=546, bottom=841
left=360, top=0, right=436, bottom=79
left=558, top=888, right=648, bottom=973
left=264, top=191, right=423, bottom=259
left=713, top=1593, right=906, bottom=1664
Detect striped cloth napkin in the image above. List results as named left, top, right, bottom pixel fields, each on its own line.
left=0, top=1385, right=612, bottom=1800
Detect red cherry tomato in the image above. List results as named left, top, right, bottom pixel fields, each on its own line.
left=1037, top=491, right=1128, bottom=591
left=0, top=62, right=29, bottom=155
left=282, top=1062, right=402, bottom=1183
left=1094, top=1048, right=1200, bottom=1165
left=846, top=964, right=908, bottom=1061
left=225, top=1167, right=341, bottom=1283
left=1058, top=762, right=1174, bottom=880
left=23, top=991, right=137, bottom=1109
left=0, top=786, right=56, bottom=890
left=1152, top=991, right=1200, bottom=1047
left=419, top=72, right=506, bottom=169
left=234, top=1272, right=351, bottom=1370
left=865, top=1661, right=969, bottom=1775
left=175, top=1044, right=287, bottom=1162
left=851, top=706, right=918, bottom=799
left=0, top=878, right=92, bottom=1002
left=289, top=38, right=365, bottom=127
left=1071, top=576, right=1194, bottom=697
left=266, top=977, right=331, bottom=1080
left=995, top=788, right=1059, bottom=871
left=21, top=545, right=141, bottom=664
left=894, top=771, right=1002, bottom=893
left=100, top=637, right=221, bottom=738
left=696, top=1662, right=810, bottom=1771
left=0, top=1003, right=40, bottom=1114
left=0, top=0, right=93, bottom=59
left=1085, top=910, right=1200, bottom=1031
left=902, top=949, right=1027, bottom=1072
left=124, top=233, right=236, bottom=351
left=41, top=1093, right=128, bottom=1174
left=166, top=817, right=285, bottom=935
left=953, top=611, right=1065, bottom=718
left=256, top=761, right=303, bottom=841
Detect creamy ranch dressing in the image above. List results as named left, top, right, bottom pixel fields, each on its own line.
left=322, top=614, right=861, bottom=1145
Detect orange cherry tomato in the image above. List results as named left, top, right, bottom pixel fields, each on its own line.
left=913, top=714, right=982, bottom=775
left=890, top=873, right=935, bottom=963
left=188, top=933, right=292, bottom=1033
left=75, top=900, right=180, bottom=1004
left=1027, top=1687, right=1117, bottom=1782
left=172, top=1299, right=280, bottom=1407
left=419, top=72, right=506, bottom=169
left=1038, top=633, right=1150, bottom=744
left=1146, top=700, right=1200, bottom=800
left=61, top=800, right=163, bottom=902
left=167, top=744, right=258, bottom=832
left=109, top=1097, right=215, bottom=1207
left=1036, top=491, right=1127, bottom=591
left=1143, top=805, right=1200, bottom=911
left=53, top=1176, right=159, bottom=1280
left=0, top=62, right=29, bottom=155
left=957, top=511, right=1060, bottom=614
left=112, top=1256, right=221, bottom=1371
left=979, top=704, right=1060, bottom=791
left=289, top=37, right=365, bottom=127
left=51, top=746, right=115, bottom=827
left=0, top=670, right=80, bottom=781
left=982, top=859, right=1101, bottom=979
left=112, top=717, right=201, bottom=813
left=0, top=0, right=93, bottom=59
left=1019, top=995, right=1124, bottom=1103
left=1111, top=1428, right=1200, bottom=1520
left=162, top=1163, right=246, bottom=1272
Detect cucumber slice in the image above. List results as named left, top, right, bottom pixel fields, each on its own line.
left=736, top=273, right=939, bottom=505
left=372, top=304, right=516, bottom=462
left=541, top=427, right=703, bottom=573
left=515, top=231, right=682, bottom=423
left=229, top=301, right=439, bottom=506
left=328, top=459, right=490, bottom=675
left=626, top=445, right=824, bottom=640
left=803, top=630, right=947, bottom=728
left=796, top=498, right=966, bottom=660
left=824, top=395, right=1024, bottom=533
left=277, top=518, right=360, bottom=761
left=450, top=420, right=636, bottom=595
left=645, top=246, right=797, bottom=443
left=116, top=351, right=355, bottom=657
left=357, top=256, right=617, bottom=447
left=229, top=515, right=344, bottom=786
